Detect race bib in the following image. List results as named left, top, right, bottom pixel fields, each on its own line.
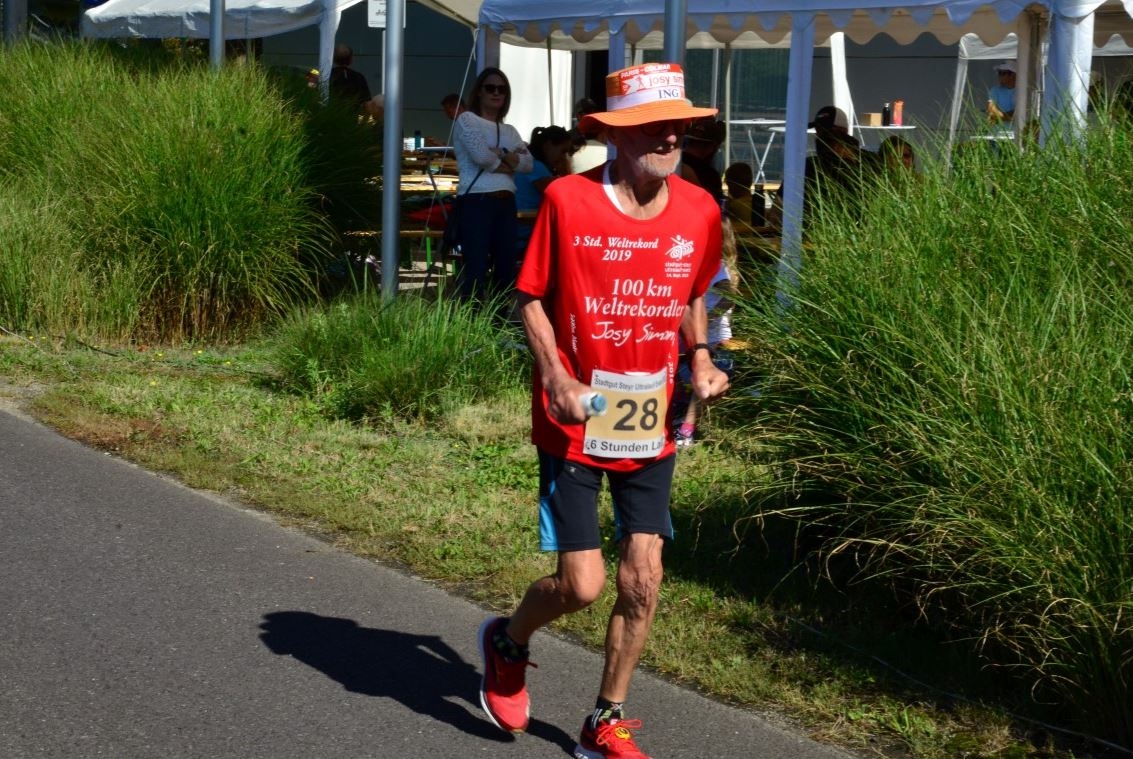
left=583, top=368, right=667, bottom=459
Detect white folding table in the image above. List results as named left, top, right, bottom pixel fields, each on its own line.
left=727, top=119, right=786, bottom=184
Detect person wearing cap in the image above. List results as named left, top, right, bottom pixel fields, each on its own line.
left=987, top=61, right=1017, bottom=125
left=570, top=97, right=610, bottom=174
left=809, top=104, right=850, bottom=137
left=477, top=62, right=729, bottom=759
left=679, top=116, right=726, bottom=205
left=801, top=105, right=863, bottom=220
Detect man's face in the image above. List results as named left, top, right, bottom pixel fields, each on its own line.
left=612, top=119, right=688, bottom=180
left=999, top=70, right=1016, bottom=89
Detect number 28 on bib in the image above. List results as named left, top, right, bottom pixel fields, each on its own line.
left=583, top=368, right=667, bottom=459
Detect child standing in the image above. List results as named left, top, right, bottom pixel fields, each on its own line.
left=672, top=220, right=740, bottom=447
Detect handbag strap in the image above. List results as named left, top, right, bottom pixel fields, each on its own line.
left=460, top=168, right=485, bottom=197
left=458, top=121, right=500, bottom=197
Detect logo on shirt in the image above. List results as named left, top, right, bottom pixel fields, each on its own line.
left=664, top=235, right=696, bottom=278
left=666, top=235, right=695, bottom=260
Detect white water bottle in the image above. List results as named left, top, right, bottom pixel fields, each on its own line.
left=581, top=392, right=607, bottom=418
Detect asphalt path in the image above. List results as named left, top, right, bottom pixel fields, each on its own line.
left=0, top=408, right=856, bottom=759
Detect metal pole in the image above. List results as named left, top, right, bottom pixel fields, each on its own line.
left=4, top=0, right=28, bottom=45
left=209, top=0, right=225, bottom=70
left=380, top=0, right=406, bottom=300
left=777, top=12, right=816, bottom=310
left=662, top=0, right=686, bottom=66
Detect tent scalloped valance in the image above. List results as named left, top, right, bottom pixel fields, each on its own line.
left=483, top=3, right=1040, bottom=49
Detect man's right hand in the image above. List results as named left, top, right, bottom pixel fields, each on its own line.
left=545, top=376, right=593, bottom=426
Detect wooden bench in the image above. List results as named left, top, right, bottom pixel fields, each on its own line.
left=342, top=227, right=452, bottom=291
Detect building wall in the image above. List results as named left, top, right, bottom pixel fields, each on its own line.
left=260, top=0, right=476, bottom=145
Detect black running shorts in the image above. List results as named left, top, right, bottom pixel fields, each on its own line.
left=536, top=449, right=676, bottom=552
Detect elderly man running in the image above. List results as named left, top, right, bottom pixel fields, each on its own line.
left=477, top=61, right=730, bottom=759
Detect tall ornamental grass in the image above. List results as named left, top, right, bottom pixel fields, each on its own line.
left=0, top=41, right=345, bottom=342
left=271, top=293, right=530, bottom=422
left=734, top=125, right=1133, bottom=744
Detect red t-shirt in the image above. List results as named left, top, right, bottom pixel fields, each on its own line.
left=516, top=167, right=722, bottom=471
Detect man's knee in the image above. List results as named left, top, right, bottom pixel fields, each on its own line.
left=615, top=561, right=663, bottom=608
left=556, top=572, right=605, bottom=610
left=616, top=536, right=664, bottom=609
left=556, top=553, right=607, bottom=609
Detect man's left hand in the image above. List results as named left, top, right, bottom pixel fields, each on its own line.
left=690, top=353, right=729, bottom=402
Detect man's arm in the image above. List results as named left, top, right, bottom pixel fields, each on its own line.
left=517, top=291, right=591, bottom=424
left=680, top=295, right=730, bottom=402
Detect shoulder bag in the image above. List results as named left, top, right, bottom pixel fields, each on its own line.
left=443, top=122, right=500, bottom=254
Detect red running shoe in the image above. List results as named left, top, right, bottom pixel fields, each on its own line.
left=477, top=616, right=533, bottom=734
left=574, top=717, right=651, bottom=759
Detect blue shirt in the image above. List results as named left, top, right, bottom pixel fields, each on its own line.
left=988, top=85, right=1015, bottom=116
left=514, top=160, right=552, bottom=212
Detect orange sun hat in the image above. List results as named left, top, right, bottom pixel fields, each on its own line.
left=578, top=62, right=717, bottom=132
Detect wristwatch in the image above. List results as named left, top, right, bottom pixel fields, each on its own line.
left=687, top=342, right=714, bottom=362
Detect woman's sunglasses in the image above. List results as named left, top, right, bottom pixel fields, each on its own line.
left=482, top=83, right=509, bottom=95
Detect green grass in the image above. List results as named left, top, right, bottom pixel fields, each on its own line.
left=0, top=41, right=379, bottom=343
left=727, top=118, right=1133, bottom=747
left=270, top=293, right=529, bottom=423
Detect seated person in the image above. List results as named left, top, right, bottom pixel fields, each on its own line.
left=723, top=162, right=760, bottom=232
left=569, top=98, right=608, bottom=173
left=880, top=136, right=915, bottom=173
left=514, top=125, right=573, bottom=252
left=680, top=116, right=726, bottom=205
left=441, top=93, right=466, bottom=121
left=804, top=110, right=863, bottom=219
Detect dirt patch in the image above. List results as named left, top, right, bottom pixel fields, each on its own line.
left=0, top=381, right=47, bottom=418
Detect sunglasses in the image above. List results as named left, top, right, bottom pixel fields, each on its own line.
left=482, top=83, right=509, bottom=95
left=640, top=119, right=689, bottom=137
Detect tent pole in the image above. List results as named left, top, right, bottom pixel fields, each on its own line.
left=1015, top=13, right=1033, bottom=140
left=3, top=0, right=27, bottom=44
left=1043, top=5, right=1094, bottom=146
left=210, top=0, right=225, bottom=69
left=380, top=0, right=406, bottom=300
left=317, top=0, right=338, bottom=103
left=547, top=39, right=555, bottom=126
left=777, top=12, right=816, bottom=311
left=723, top=43, right=733, bottom=169
left=663, top=0, right=687, bottom=66
left=946, top=53, right=968, bottom=161
left=608, top=28, right=627, bottom=163
left=710, top=48, right=720, bottom=108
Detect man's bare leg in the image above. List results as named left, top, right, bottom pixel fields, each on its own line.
left=506, top=548, right=607, bottom=645
left=599, top=533, right=664, bottom=702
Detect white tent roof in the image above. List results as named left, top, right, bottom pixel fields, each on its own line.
left=959, top=28, right=1133, bottom=57
left=476, top=1, right=1029, bottom=48
left=81, top=0, right=361, bottom=39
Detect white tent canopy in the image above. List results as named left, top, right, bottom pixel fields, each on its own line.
left=82, top=0, right=361, bottom=40
left=81, top=0, right=363, bottom=97
left=948, top=25, right=1133, bottom=150
left=477, top=1, right=1028, bottom=48
left=499, top=43, right=573, bottom=146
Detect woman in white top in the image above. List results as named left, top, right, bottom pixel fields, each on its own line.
left=451, top=67, right=533, bottom=303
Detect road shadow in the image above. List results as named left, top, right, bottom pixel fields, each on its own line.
left=258, top=610, right=574, bottom=754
